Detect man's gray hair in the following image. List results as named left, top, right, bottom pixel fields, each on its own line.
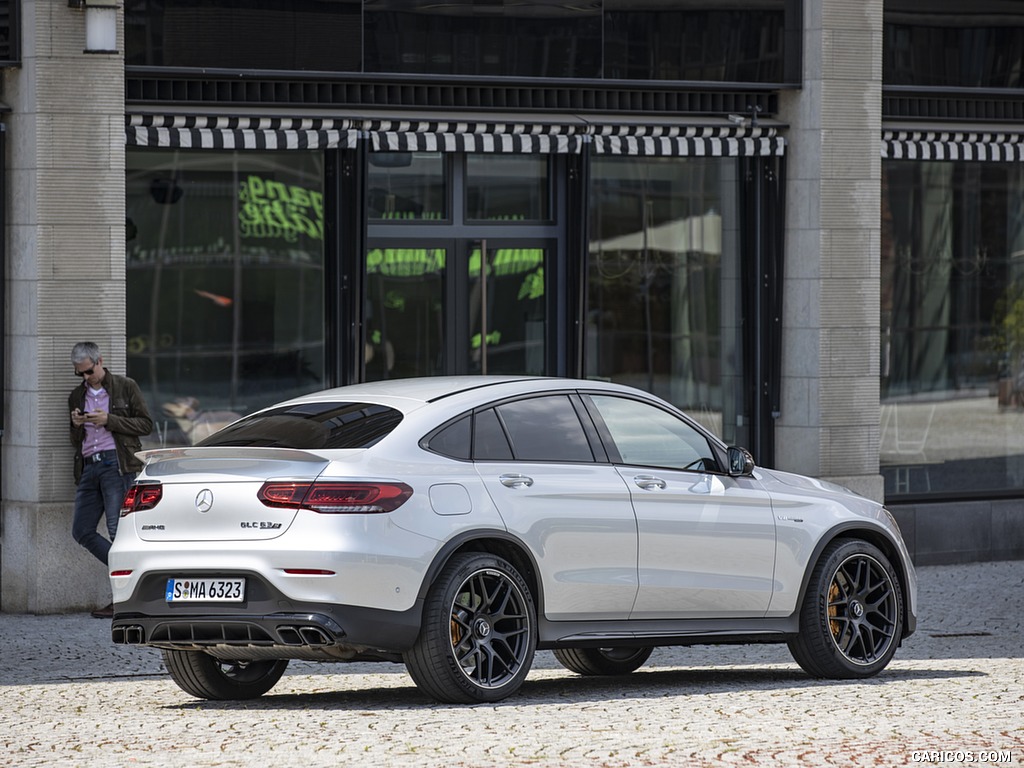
left=71, top=342, right=101, bottom=366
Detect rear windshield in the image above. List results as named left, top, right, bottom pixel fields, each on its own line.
left=197, top=401, right=403, bottom=449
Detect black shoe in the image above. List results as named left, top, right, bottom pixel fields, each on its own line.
left=90, top=603, right=114, bottom=619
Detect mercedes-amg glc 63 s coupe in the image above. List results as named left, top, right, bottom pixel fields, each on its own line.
left=110, top=376, right=917, bottom=704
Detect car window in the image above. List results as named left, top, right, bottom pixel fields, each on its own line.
left=426, top=415, right=472, bottom=460
left=588, top=395, right=717, bottom=471
left=197, top=401, right=403, bottom=449
left=494, top=396, right=594, bottom=462
left=474, top=408, right=514, bottom=460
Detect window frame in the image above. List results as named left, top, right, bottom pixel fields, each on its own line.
left=580, top=392, right=728, bottom=474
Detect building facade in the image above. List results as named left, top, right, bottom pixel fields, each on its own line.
left=1, top=0, right=1022, bottom=613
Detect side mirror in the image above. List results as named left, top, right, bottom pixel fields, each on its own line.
left=727, top=446, right=755, bottom=476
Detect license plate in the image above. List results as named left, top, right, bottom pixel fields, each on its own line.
left=165, top=578, right=245, bottom=603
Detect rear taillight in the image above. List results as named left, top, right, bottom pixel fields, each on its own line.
left=258, top=481, right=413, bottom=514
left=121, top=483, right=163, bottom=516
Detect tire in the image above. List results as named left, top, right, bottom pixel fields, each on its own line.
left=404, top=552, right=537, bottom=704
left=553, top=646, right=653, bottom=676
left=163, top=650, right=288, bottom=700
left=788, top=539, right=904, bottom=679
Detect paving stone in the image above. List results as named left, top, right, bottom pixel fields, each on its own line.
left=1, top=561, right=1022, bottom=767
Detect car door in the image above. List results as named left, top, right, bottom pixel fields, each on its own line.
left=584, top=393, right=777, bottom=620
left=473, top=394, right=640, bottom=620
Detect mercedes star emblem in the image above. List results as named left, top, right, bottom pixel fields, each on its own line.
left=195, top=489, right=214, bottom=513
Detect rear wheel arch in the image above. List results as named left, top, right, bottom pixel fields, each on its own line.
left=416, top=532, right=543, bottom=614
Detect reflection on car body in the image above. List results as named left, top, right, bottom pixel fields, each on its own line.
left=110, top=376, right=917, bottom=704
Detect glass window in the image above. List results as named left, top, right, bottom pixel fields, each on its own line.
left=368, top=153, right=447, bottom=221
left=469, top=244, right=547, bottom=376
left=587, top=155, right=744, bottom=445
left=495, top=396, right=594, bottom=462
left=426, top=415, right=472, bottom=460
left=588, top=395, right=717, bottom=472
left=199, top=402, right=402, bottom=448
left=882, top=160, right=1024, bottom=497
left=604, top=1, right=787, bottom=82
left=126, top=149, right=326, bottom=448
left=474, top=409, right=514, bottom=461
left=364, top=0, right=602, bottom=78
left=125, top=0, right=362, bottom=70
left=365, top=247, right=447, bottom=380
left=885, top=2, right=1024, bottom=88
left=466, top=155, right=550, bottom=222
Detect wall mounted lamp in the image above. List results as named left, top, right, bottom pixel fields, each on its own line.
left=68, top=0, right=119, bottom=54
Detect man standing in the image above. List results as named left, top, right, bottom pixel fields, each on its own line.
left=68, top=341, right=153, bottom=618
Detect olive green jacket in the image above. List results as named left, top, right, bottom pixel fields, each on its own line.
left=68, top=369, right=154, bottom=483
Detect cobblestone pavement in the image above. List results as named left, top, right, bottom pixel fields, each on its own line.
left=1, top=561, right=1022, bottom=768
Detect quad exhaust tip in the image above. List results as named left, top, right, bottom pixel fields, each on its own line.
left=277, top=625, right=331, bottom=646
left=111, top=625, right=145, bottom=645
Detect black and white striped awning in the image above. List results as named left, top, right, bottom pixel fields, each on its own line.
left=365, top=120, right=586, bottom=154
left=592, top=125, right=785, bottom=157
left=126, top=115, right=358, bottom=150
left=882, top=130, right=1024, bottom=161
left=127, top=114, right=785, bottom=157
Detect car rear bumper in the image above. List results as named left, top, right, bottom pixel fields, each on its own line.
left=110, top=570, right=423, bottom=658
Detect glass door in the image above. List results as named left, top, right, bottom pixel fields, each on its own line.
left=365, top=149, right=564, bottom=381
left=464, top=238, right=549, bottom=376
left=364, top=241, right=449, bottom=380
left=364, top=237, right=553, bottom=379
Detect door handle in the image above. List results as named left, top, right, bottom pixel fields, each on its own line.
left=633, top=474, right=667, bottom=491
left=499, top=473, right=534, bottom=488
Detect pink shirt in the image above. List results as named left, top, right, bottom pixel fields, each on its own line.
left=83, top=387, right=117, bottom=458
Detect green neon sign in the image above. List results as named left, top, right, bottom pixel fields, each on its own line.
left=238, top=175, right=324, bottom=242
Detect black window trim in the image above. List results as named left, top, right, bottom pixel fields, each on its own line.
left=489, top=393, right=597, bottom=464
left=420, top=389, right=607, bottom=464
left=578, top=390, right=730, bottom=475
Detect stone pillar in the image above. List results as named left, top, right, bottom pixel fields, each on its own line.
left=776, top=0, right=884, bottom=500
left=1, top=1, right=125, bottom=612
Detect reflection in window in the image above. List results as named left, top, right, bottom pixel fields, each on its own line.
left=496, top=397, right=593, bottom=462
left=126, top=149, right=326, bottom=448
left=125, top=0, right=362, bottom=70
left=885, top=2, right=1024, bottom=88
left=589, top=395, right=714, bottom=471
left=368, top=153, right=447, bottom=220
left=200, top=402, right=403, bottom=449
left=881, top=160, right=1024, bottom=497
left=364, top=0, right=602, bottom=78
left=426, top=415, right=472, bottom=460
left=469, top=245, right=546, bottom=376
left=587, top=155, right=743, bottom=444
left=604, top=1, right=787, bottom=82
left=365, top=247, right=447, bottom=380
left=474, top=409, right=514, bottom=461
left=466, top=155, right=550, bottom=221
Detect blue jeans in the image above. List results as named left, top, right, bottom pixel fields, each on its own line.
left=71, top=453, right=134, bottom=566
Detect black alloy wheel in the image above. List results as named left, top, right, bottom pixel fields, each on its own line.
left=404, top=552, right=537, bottom=703
left=788, top=539, right=904, bottom=679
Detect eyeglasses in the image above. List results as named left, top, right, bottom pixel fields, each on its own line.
left=74, top=367, right=95, bottom=378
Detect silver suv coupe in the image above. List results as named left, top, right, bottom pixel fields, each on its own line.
left=110, top=376, right=917, bottom=704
